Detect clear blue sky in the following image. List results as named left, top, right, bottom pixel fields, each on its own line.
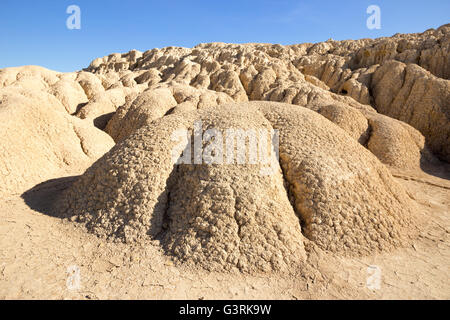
left=0, top=0, right=448, bottom=72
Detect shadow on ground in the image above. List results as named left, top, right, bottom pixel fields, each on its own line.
left=420, top=156, right=450, bottom=181
left=21, top=176, right=80, bottom=218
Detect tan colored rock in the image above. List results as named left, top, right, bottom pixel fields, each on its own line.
left=255, top=102, right=418, bottom=255
left=49, top=78, right=88, bottom=114
left=76, top=71, right=105, bottom=99
left=106, top=83, right=234, bottom=142
left=134, top=69, right=162, bottom=85
left=82, top=26, right=448, bottom=168
left=350, top=24, right=450, bottom=79
left=304, top=74, right=330, bottom=90
left=75, top=87, right=129, bottom=128
left=58, top=105, right=307, bottom=272
left=58, top=102, right=418, bottom=273
left=371, top=61, right=450, bottom=162
left=365, top=114, right=426, bottom=169
left=0, top=84, right=114, bottom=197
left=317, top=103, right=370, bottom=144
left=316, top=102, right=428, bottom=169
left=0, top=65, right=60, bottom=89
left=105, top=87, right=177, bottom=142
left=2, top=24, right=446, bottom=204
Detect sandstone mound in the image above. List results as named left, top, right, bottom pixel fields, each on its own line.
left=58, top=105, right=306, bottom=272
left=48, top=77, right=88, bottom=114
left=317, top=103, right=370, bottom=144
left=371, top=60, right=450, bottom=162
left=0, top=70, right=114, bottom=196
left=105, top=84, right=235, bottom=142
left=255, top=102, right=418, bottom=254
left=365, top=114, right=429, bottom=169
left=315, top=101, right=431, bottom=169
left=58, top=102, right=418, bottom=272
left=105, top=87, right=177, bottom=141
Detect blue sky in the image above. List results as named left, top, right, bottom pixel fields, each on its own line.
left=0, top=0, right=448, bottom=72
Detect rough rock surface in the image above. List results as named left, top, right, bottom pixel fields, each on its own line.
left=256, top=102, right=418, bottom=255
left=371, top=60, right=450, bottom=162
left=58, top=102, right=418, bottom=272
left=105, top=84, right=233, bottom=142
left=83, top=24, right=448, bottom=164
left=317, top=103, right=370, bottom=144
left=0, top=66, right=114, bottom=196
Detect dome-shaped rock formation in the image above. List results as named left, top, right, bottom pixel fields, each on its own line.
left=57, top=102, right=419, bottom=272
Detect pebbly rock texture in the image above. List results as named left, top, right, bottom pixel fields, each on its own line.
left=57, top=102, right=418, bottom=272
left=57, top=105, right=307, bottom=273
left=317, top=102, right=371, bottom=144
left=255, top=102, right=418, bottom=255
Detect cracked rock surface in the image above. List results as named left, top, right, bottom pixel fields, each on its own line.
left=57, top=102, right=419, bottom=272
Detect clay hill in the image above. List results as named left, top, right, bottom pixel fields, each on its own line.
left=0, top=24, right=449, bottom=299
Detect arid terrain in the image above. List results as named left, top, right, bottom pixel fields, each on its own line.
left=0, top=24, right=449, bottom=299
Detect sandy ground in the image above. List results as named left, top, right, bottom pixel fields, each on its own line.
left=0, top=165, right=449, bottom=300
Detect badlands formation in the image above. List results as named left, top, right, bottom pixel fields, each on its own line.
left=0, top=24, right=449, bottom=299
